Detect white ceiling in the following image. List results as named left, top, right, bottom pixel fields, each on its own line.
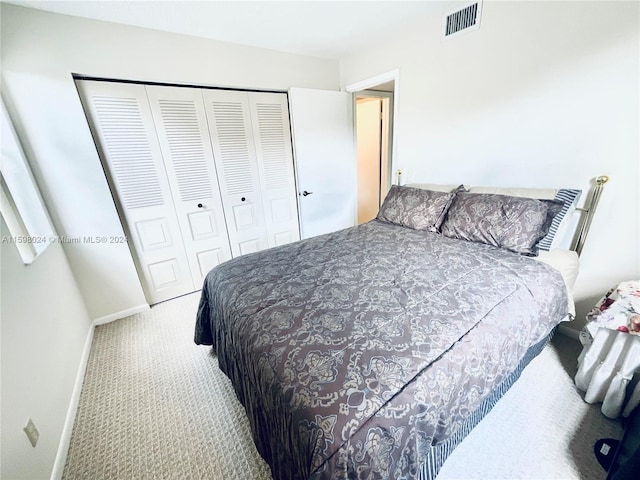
left=4, top=0, right=457, bottom=59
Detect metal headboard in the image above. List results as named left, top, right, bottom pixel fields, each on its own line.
left=574, top=175, right=609, bottom=256
left=394, top=171, right=609, bottom=256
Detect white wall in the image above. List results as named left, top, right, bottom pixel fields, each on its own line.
left=341, top=0, right=640, bottom=332
left=1, top=217, right=92, bottom=480
left=0, top=5, right=340, bottom=478
left=0, top=3, right=340, bottom=320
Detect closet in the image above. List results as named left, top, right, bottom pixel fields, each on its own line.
left=77, top=80, right=300, bottom=304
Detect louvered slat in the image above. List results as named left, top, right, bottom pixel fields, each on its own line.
left=93, top=96, right=164, bottom=209
left=211, top=101, right=253, bottom=195
left=157, top=99, right=213, bottom=202
left=255, top=103, right=290, bottom=190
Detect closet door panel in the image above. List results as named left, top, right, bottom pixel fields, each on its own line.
left=201, top=89, right=268, bottom=257
left=76, top=80, right=195, bottom=303
left=248, top=92, right=300, bottom=247
left=146, top=85, right=232, bottom=285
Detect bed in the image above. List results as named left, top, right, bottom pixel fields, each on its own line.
left=195, top=177, right=608, bottom=479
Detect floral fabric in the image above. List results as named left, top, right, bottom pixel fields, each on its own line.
left=585, top=280, right=640, bottom=336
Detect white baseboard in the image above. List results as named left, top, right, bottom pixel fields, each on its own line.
left=558, top=323, right=580, bottom=341
left=93, top=303, right=150, bottom=326
left=50, top=323, right=95, bottom=480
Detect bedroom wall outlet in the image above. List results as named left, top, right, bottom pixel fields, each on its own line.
left=23, top=418, right=39, bottom=447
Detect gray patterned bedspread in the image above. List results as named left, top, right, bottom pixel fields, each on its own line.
left=195, top=220, right=568, bottom=479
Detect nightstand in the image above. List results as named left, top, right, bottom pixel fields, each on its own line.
left=575, top=281, right=640, bottom=419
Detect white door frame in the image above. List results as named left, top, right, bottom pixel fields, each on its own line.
left=345, top=69, right=400, bottom=187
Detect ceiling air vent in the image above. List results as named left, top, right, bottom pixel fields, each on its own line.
left=444, top=1, right=483, bottom=38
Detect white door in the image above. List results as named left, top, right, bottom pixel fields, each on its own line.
left=145, top=85, right=233, bottom=288
left=248, top=92, right=301, bottom=247
left=76, top=80, right=195, bottom=304
left=288, top=88, right=356, bottom=239
left=201, top=89, right=269, bottom=256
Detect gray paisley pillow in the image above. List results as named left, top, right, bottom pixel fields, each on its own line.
left=376, top=185, right=456, bottom=232
left=440, top=192, right=563, bottom=256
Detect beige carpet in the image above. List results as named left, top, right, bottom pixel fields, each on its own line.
left=63, top=292, right=622, bottom=479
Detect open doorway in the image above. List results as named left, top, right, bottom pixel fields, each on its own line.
left=346, top=72, right=398, bottom=224
left=354, top=83, right=395, bottom=224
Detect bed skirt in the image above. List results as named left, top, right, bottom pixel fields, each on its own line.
left=419, top=327, right=558, bottom=480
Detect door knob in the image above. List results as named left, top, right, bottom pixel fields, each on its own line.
left=302, top=191, right=313, bottom=197
left=241, top=197, right=246, bottom=202
left=197, top=203, right=204, bottom=208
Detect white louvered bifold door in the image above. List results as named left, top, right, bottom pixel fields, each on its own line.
left=201, top=89, right=269, bottom=257
left=76, top=80, right=195, bottom=304
left=145, top=86, right=232, bottom=288
left=248, top=93, right=300, bottom=247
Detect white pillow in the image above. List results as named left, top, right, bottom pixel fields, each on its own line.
left=535, top=249, right=580, bottom=318
left=467, top=186, right=557, bottom=199
left=405, top=183, right=465, bottom=193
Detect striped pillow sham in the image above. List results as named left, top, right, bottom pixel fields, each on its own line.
left=537, top=189, right=582, bottom=251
